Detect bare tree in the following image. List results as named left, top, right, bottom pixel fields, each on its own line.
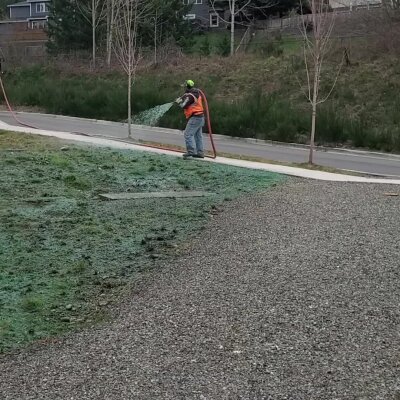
left=113, top=0, right=148, bottom=137
left=150, top=5, right=173, bottom=65
left=106, top=0, right=118, bottom=67
left=297, top=0, right=343, bottom=164
left=76, top=0, right=106, bottom=68
left=149, top=0, right=186, bottom=65
left=150, top=1, right=166, bottom=65
left=210, top=0, right=273, bottom=56
left=153, top=7, right=159, bottom=65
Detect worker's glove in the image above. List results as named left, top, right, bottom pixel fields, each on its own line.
left=175, top=97, right=183, bottom=105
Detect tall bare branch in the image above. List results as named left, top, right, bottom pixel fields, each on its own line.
left=75, top=0, right=107, bottom=68
left=113, top=0, right=149, bottom=138
left=106, top=0, right=120, bottom=67
left=297, top=0, right=343, bottom=164
left=210, top=0, right=274, bottom=56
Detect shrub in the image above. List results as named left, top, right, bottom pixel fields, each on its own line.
left=217, top=35, right=230, bottom=57
left=316, top=105, right=348, bottom=144
left=199, top=36, right=211, bottom=57
left=254, top=40, right=283, bottom=58
left=178, top=36, right=196, bottom=54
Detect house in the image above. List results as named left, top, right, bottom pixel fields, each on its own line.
left=329, top=0, right=382, bottom=10
left=329, top=0, right=382, bottom=11
left=0, top=0, right=50, bottom=65
left=183, top=0, right=223, bottom=28
left=7, top=0, right=51, bottom=29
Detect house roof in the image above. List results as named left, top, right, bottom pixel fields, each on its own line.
left=7, top=2, right=30, bottom=7
left=0, top=19, right=28, bottom=23
left=8, top=0, right=50, bottom=7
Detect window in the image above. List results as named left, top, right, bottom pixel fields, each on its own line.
left=183, top=14, right=196, bottom=20
left=182, top=0, right=189, bottom=4
left=195, top=0, right=203, bottom=3
left=210, top=13, right=219, bottom=27
left=36, top=3, right=49, bottom=13
left=30, top=20, right=47, bottom=29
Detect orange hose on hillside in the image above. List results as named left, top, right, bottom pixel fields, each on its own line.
left=0, top=75, right=40, bottom=129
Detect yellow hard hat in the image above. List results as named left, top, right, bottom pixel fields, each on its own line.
left=185, top=80, right=195, bottom=88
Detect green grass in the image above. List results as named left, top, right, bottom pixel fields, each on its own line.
left=192, top=32, right=231, bottom=53
left=0, top=131, right=282, bottom=353
left=248, top=35, right=302, bottom=56
left=280, top=37, right=303, bottom=54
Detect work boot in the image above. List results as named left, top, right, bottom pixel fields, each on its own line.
left=182, top=153, right=194, bottom=159
left=193, top=153, right=204, bottom=159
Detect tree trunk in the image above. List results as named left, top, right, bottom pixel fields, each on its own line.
left=154, top=10, right=157, bottom=65
left=128, top=72, right=132, bottom=138
left=92, top=0, right=96, bottom=69
left=106, top=0, right=111, bottom=67
left=107, top=0, right=115, bottom=67
left=230, top=0, right=235, bottom=56
left=127, top=20, right=132, bottom=139
left=309, top=59, right=319, bottom=165
left=106, top=0, right=110, bottom=62
left=309, top=102, right=317, bottom=164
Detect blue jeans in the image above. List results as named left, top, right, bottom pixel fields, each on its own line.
left=184, top=116, right=205, bottom=155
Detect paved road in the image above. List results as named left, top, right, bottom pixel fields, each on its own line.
left=1, top=111, right=399, bottom=177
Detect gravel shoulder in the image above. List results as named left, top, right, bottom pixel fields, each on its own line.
left=1, top=180, right=399, bottom=400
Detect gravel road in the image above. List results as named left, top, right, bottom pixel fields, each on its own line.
left=1, top=180, right=399, bottom=400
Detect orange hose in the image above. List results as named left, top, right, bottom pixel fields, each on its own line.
left=0, top=75, right=39, bottom=129
left=199, top=89, right=217, bottom=159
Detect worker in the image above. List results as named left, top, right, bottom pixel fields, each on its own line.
left=175, top=80, right=205, bottom=159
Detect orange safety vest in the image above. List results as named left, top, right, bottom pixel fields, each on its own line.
left=184, top=93, right=204, bottom=119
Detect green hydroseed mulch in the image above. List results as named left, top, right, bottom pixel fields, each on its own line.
left=0, top=132, right=283, bottom=352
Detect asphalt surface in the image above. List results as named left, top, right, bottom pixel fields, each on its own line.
left=1, top=180, right=399, bottom=399
left=0, top=111, right=399, bottom=177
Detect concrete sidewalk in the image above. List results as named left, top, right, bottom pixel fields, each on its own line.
left=1, top=121, right=400, bottom=185
left=1, top=110, right=400, bottom=177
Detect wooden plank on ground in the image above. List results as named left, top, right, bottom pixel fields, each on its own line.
left=383, top=193, right=399, bottom=197
left=99, top=191, right=213, bottom=200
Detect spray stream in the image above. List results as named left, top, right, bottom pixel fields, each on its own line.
left=132, top=102, right=174, bottom=126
